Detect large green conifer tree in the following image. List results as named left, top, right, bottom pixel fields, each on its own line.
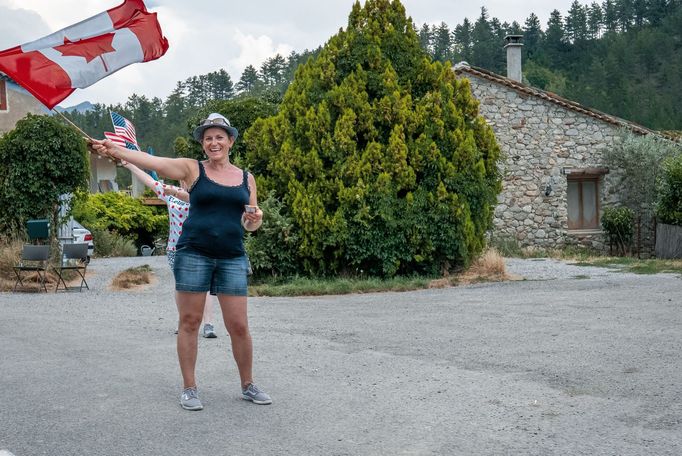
left=245, top=0, right=501, bottom=277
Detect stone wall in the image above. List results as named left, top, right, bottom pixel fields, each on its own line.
left=463, top=73, right=628, bottom=251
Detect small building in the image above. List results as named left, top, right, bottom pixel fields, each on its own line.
left=453, top=35, right=660, bottom=254
left=0, top=74, right=46, bottom=134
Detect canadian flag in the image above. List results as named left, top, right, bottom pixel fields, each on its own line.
left=0, top=0, right=168, bottom=109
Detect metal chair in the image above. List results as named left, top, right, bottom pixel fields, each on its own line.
left=13, top=245, right=50, bottom=292
left=53, top=243, right=89, bottom=292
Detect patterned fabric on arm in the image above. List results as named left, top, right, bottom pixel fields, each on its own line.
left=153, top=181, right=189, bottom=252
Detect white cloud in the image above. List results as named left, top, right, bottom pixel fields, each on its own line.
left=229, top=29, right=294, bottom=77
left=0, top=5, right=50, bottom=49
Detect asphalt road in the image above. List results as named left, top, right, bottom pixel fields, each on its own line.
left=1, top=256, right=680, bottom=456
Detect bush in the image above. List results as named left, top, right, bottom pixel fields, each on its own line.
left=0, top=237, right=23, bottom=284
left=91, top=228, right=137, bottom=258
left=601, top=206, right=634, bottom=255
left=656, top=154, right=682, bottom=226
left=245, top=0, right=501, bottom=277
left=244, top=193, right=299, bottom=278
left=604, top=131, right=681, bottom=216
left=72, top=191, right=168, bottom=249
left=0, top=114, right=89, bottom=236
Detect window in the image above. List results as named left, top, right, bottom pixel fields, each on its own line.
left=567, top=176, right=600, bottom=230
left=0, top=80, right=7, bottom=111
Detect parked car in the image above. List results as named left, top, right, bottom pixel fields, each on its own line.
left=70, top=220, right=95, bottom=263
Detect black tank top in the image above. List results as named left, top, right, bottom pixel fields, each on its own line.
left=176, top=161, right=250, bottom=259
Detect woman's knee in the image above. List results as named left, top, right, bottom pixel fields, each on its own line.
left=179, top=313, right=203, bottom=331
left=226, top=320, right=249, bottom=338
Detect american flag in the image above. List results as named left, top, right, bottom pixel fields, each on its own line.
left=110, top=111, right=138, bottom=148
left=104, top=132, right=139, bottom=151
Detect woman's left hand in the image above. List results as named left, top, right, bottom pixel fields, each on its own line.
left=242, top=206, right=263, bottom=231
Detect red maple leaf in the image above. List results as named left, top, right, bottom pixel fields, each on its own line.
left=54, top=33, right=116, bottom=64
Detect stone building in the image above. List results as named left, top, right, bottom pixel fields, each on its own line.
left=453, top=36, right=659, bottom=253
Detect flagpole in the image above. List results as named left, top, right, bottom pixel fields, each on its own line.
left=52, top=109, right=121, bottom=165
left=53, top=109, right=93, bottom=141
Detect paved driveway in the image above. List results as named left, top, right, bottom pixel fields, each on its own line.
left=0, top=256, right=680, bottom=455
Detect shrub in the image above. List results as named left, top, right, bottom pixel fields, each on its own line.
left=72, top=191, right=168, bottom=248
left=244, top=192, right=299, bottom=278
left=604, top=131, right=681, bottom=216
left=90, top=228, right=137, bottom=257
left=0, top=237, right=23, bottom=285
left=601, top=206, right=635, bottom=255
left=0, top=114, right=89, bottom=236
left=245, top=0, right=501, bottom=277
left=656, top=154, right=682, bottom=226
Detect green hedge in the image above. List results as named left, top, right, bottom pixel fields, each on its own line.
left=657, top=154, right=682, bottom=226
left=72, top=191, right=168, bottom=249
left=601, top=206, right=634, bottom=255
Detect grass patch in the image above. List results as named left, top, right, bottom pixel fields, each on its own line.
left=250, top=275, right=433, bottom=297
left=111, top=264, right=154, bottom=289
left=250, top=248, right=511, bottom=296
left=571, top=257, right=682, bottom=275
left=489, top=236, right=602, bottom=261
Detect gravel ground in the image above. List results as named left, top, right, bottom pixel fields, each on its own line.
left=504, top=257, right=636, bottom=280
left=1, top=255, right=680, bottom=456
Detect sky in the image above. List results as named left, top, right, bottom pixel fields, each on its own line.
left=0, top=0, right=577, bottom=108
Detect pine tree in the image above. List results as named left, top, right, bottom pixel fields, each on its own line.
left=418, top=23, right=433, bottom=56
left=235, top=64, right=262, bottom=94
left=632, top=0, right=648, bottom=26
left=432, top=22, right=452, bottom=62
left=523, top=13, right=544, bottom=60
left=602, top=0, right=620, bottom=32
left=543, top=10, right=569, bottom=66
left=616, top=0, right=635, bottom=31
left=471, top=7, right=497, bottom=69
left=244, top=0, right=501, bottom=277
left=587, top=2, right=604, bottom=39
left=452, top=18, right=473, bottom=62
left=647, top=0, right=671, bottom=25
left=565, top=1, right=589, bottom=42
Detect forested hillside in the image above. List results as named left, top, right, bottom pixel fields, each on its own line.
left=66, top=0, right=682, bottom=159
left=418, top=0, right=682, bottom=130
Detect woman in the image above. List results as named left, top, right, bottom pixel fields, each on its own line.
left=123, top=161, right=217, bottom=339
left=90, top=113, right=271, bottom=410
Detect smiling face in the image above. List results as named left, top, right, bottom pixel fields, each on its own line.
left=202, top=126, right=234, bottom=160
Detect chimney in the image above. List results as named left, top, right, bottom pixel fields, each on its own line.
left=504, top=35, right=523, bottom=83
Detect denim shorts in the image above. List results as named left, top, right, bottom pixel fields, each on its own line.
left=173, top=248, right=249, bottom=296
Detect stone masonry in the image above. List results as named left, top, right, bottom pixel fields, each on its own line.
left=455, top=66, right=635, bottom=252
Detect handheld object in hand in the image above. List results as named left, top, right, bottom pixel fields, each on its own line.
left=245, top=205, right=257, bottom=213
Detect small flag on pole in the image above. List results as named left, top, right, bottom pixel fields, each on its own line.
left=104, top=131, right=138, bottom=150
left=110, top=111, right=138, bottom=148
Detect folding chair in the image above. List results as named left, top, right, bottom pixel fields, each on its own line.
left=53, top=243, right=90, bottom=292
left=13, top=245, right=50, bottom=292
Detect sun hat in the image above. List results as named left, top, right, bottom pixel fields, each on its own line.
left=192, top=113, right=239, bottom=142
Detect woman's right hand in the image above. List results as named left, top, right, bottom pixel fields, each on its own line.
left=88, top=139, right=120, bottom=160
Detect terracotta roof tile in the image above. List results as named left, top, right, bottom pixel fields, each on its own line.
left=453, top=62, right=677, bottom=140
